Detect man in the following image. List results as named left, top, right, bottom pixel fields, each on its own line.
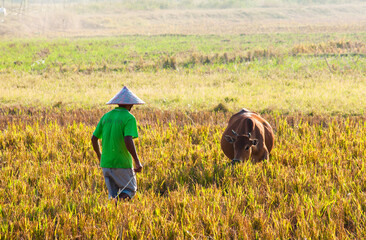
left=91, top=86, right=144, bottom=200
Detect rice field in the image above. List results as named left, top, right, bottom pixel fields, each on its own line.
left=1, top=107, right=366, bottom=238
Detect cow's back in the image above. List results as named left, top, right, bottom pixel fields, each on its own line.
left=226, top=108, right=251, bottom=125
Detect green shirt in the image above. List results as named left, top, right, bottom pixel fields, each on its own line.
left=93, top=107, right=138, bottom=168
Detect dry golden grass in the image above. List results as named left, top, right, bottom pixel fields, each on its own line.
left=1, top=69, right=365, bottom=115
left=1, top=107, right=366, bottom=239
left=1, top=3, right=366, bottom=37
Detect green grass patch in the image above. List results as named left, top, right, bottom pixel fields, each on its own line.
left=1, top=34, right=366, bottom=115
left=1, top=34, right=365, bottom=73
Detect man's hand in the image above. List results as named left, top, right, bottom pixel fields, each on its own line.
left=134, top=162, right=143, bottom=173
left=125, top=136, right=143, bottom=173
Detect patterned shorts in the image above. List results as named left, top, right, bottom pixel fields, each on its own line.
left=102, top=168, right=137, bottom=199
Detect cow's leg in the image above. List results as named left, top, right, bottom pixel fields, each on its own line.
left=262, top=147, right=269, bottom=161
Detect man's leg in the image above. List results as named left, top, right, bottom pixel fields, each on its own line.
left=111, top=169, right=136, bottom=200
left=103, top=169, right=119, bottom=199
left=118, top=193, right=131, bottom=200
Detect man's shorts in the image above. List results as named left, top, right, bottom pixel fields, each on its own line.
left=102, top=168, right=137, bottom=199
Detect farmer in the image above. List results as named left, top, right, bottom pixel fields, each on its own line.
left=91, top=86, right=144, bottom=200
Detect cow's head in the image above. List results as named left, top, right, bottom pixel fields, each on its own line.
left=224, top=130, right=258, bottom=164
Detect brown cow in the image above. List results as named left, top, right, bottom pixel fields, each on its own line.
left=221, top=108, right=274, bottom=164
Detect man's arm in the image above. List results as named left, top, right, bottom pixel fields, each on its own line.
left=124, top=136, right=143, bottom=173
left=91, top=135, right=101, bottom=162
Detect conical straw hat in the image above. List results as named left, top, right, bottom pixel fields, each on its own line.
left=106, top=86, right=145, bottom=105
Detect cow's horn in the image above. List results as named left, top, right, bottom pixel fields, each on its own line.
left=232, top=130, right=239, bottom=136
